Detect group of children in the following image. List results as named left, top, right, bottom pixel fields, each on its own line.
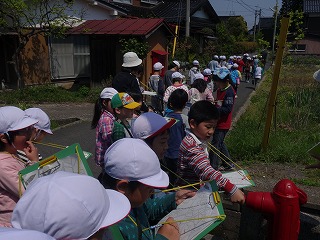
left=0, top=53, right=247, bottom=239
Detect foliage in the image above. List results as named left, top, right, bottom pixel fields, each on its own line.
left=288, top=10, right=305, bottom=41
left=226, top=55, right=320, bottom=167
left=280, top=0, right=303, bottom=15
left=0, top=0, right=84, bottom=89
left=119, top=38, right=149, bottom=59
left=225, top=16, right=248, bottom=42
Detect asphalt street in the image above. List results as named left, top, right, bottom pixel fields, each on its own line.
left=36, top=80, right=257, bottom=178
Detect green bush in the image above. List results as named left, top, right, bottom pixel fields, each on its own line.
left=0, top=85, right=104, bottom=104
left=227, top=57, right=320, bottom=166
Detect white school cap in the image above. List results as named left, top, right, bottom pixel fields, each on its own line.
left=0, top=106, right=38, bottom=134
left=0, top=228, right=55, bottom=240
left=12, top=171, right=130, bottom=240
left=172, top=71, right=184, bottom=79
left=100, top=87, right=118, bottom=99
left=194, top=73, right=205, bottom=80
left=131, top=112, right=176, bottom=140
left=25, top=108, right=53, bottom=134
left=203, top=68, right=212, bottom=76
left=173, top=60, right=180, bottom=67
left=104, top=138, right=169, bottom=188
left=153, top=62, right=164, bottom=71
left=313, top=69, right=320, bottom=82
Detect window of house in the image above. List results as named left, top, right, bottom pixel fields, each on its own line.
left=289, top=44, right=306, bottom=52
left=112, top=0, right=132, bottom=4
left=49, top=35, right=90, bottom=80
left=141, top=0, right=158, bottom=4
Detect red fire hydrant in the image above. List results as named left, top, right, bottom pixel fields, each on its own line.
left=246, top=179, right=308, bottom=240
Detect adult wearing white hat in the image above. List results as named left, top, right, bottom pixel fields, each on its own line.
left=12, top=171, right=131, bottom=240
left=112, top=52, right=143, bottom=95
left=0, top=106, right=39, bottom=227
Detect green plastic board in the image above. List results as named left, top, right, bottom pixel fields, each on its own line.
left=19, top=143, right=93, bottom=190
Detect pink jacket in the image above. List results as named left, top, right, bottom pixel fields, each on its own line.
left=0, top=153, right=26, bottom=227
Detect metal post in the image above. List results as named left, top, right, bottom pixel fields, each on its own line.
left=186, top=0, right=190, bottom=37
left=261, top=17, right=290, bottom=151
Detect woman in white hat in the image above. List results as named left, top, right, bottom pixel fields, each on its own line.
left=112, top=52, right=143, bottom=95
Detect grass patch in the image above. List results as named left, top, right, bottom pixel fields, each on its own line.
left=226, top=55, right=320, bottom=185
left=292, top=168, right=320, bottom=187
left=0, top=84, right=102, bottom=104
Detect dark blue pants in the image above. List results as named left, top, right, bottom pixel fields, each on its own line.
left=209, top=129, right=231, bottom=170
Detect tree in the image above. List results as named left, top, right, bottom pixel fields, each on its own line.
left=0, top=0, right=84, bottom=89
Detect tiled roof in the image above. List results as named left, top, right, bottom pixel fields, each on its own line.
left=151, top=0, right=218, bottom=23
left=69, top=18, right=167, bottom=35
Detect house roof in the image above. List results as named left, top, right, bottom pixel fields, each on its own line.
left=69, top=18, right=172, bottom=37
left=258, top=18, right=274, bottom=29
left=104, top=0, right=219, bottom=30
left=151, top=0, right=219, bottom=24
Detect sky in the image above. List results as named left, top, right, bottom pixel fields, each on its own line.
left=209, top=0, right=281, bottom=29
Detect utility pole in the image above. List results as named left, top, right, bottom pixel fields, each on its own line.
left=186, top=0, right=190, bottom=37
left=262, top=16, right=290, bottom=151
left=258, top=9, right=262, bottom=33
left=253, top=9, right=258, bottom=41
left=272, top=0, right=279, bottom=57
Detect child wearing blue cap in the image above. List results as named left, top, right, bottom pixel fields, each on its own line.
left=209, top=68, right=236, bottom=171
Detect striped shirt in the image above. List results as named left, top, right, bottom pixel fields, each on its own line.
left=175, top=132, right=237, bottom=194
left=95, top=110, right=115, bottom=167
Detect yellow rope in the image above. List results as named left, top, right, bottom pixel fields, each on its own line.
left=140, top=81, right=154, bottom=92
left=32, top=141, right=66, bottom=149
left=75, top=145, right=81, bottom=174
left=207, top=142, right=251, bottom=181
left=160, top=163, right=199, bottom=191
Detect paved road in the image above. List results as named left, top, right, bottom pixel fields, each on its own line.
left=36, top=80, right=257, bottom=178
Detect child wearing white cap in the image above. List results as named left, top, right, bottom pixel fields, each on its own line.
left=188, top=60, right=200, bottom=85
left=101, top=138, right=195, bottom=240
left=131, top=112, right=176, bottom=160
left=163, top=60, right=180, bottom=89
left=148, top=62, right=165, bottom=113
left=0, top=106, right=39, bottom=227
left=91, top=87, right=118, bottom=167
left=163, top=71, right=188, bottom=104
left=11, top=171, right=131, bottom=240
left=17, top=107, right=53, bottom=163
left=188, top=74, right=214, bottom=105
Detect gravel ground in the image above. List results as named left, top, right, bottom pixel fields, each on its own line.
left=245, top=162, right=319, bottom=205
